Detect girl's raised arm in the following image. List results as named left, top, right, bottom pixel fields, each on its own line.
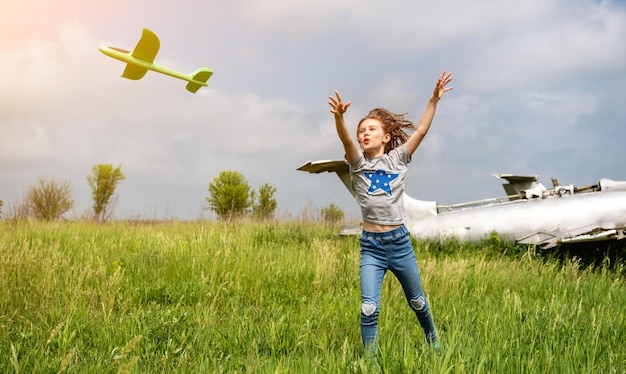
left=405, top=71, right=453, bottom=156
left=329, top=90, right=359, bottom=163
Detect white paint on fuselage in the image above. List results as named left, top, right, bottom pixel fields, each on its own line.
left=405, top=191, right=626, bottom=244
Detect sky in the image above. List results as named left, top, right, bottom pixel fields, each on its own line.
left=1, top=0, right=625, bottom=221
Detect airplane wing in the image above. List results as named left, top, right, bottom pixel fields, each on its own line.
left=297, top=159, right=355, bottom=198
left=517, top=230, right=562, bottom=248
left=122, top=28, right=161, bottom=80
left=297, top=159, right=348, bottom=174
left=517, top=224, right=626, bottom=249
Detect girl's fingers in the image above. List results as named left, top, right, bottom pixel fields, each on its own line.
left=328, top=91, right=349, bottom=113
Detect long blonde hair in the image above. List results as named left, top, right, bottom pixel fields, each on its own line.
left=357, top=108, right=416, bottom=153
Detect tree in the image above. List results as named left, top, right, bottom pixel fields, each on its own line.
left=321, top=202, right=344, bottom=228
left=0, top=199, right=3, bottom=219
left=206, top=170, right=254, bottom=220
left=253, top=183, right=278, bottom=221
left=87, top=164, right=126, bottom=222
left=25, top=178, right=74, bottom=221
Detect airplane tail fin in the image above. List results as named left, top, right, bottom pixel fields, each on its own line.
left=186, top=68, right=214, bottom=93
left=493, top=173, right=547, bottom=200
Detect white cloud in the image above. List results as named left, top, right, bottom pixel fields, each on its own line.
left=238, top=0, right=356, bottom=38
left=463, top=1, right=626, bottom=91
left=1, top=0, right=624, bottom=220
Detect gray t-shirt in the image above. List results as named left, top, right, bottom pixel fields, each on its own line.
left=348, top=144, right=410, bottom=225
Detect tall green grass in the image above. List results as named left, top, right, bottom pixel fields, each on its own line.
left=1, top=221, right=625, bottom=373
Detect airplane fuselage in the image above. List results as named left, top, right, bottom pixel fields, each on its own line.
left=405, top=190, right=626, bottom=247
left=99, top=46, right=202, bottom=85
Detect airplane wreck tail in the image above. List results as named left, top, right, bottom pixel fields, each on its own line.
left=186, top=68, right=214, bottom=93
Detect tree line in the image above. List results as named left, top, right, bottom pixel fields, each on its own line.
left=2, top=167, right=345, bottom=225
left=3, top=164, right=126, bottom=222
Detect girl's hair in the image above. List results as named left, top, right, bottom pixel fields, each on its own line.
left=357, top=108, right=416, bottom=153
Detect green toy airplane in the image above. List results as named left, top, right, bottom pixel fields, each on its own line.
left=99, top=28, right=213, bottom=93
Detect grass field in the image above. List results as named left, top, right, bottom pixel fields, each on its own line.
left=1, top=221, right=625, bottom=373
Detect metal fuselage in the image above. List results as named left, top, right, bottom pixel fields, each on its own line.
left=405, top=191, right=626, bottom=246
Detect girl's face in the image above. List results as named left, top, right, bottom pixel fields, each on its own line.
left=357, top=118, right=390, bottom=157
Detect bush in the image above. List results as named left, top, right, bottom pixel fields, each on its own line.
left=253, top=183, right=278, bottom=221
left=87, top=164, right=126, bottom=221
left=206, top=170, right=254, bottom=221
left=321, top=202, right=344, bottom=228
left=25, top=178, right=74, bottom=221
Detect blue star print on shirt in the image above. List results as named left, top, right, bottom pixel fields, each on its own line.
left=365, top=169, right=399, bottom=196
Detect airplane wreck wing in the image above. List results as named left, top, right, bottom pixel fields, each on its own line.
left=122, top=28, right=161, bottom=80
left=297, top=159, right=348, bottom=173
left=297, top=159, right=354, bottom=198
left=517, top=225, right=626, bottom=249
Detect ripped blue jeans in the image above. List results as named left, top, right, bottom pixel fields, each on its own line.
left=359, top=224, right=436, bottom=355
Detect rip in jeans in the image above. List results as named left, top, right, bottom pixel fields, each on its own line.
left=410, top=296, right=425, bottom=311
left=362, top=301, right=376, bottom=316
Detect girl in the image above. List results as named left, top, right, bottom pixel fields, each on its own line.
left=328, top=71, right=453, bottom=356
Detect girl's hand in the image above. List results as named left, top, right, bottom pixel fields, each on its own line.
left=434, top=71, right=453, bottom=100
left=328, top=90, right=351, bottom=115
